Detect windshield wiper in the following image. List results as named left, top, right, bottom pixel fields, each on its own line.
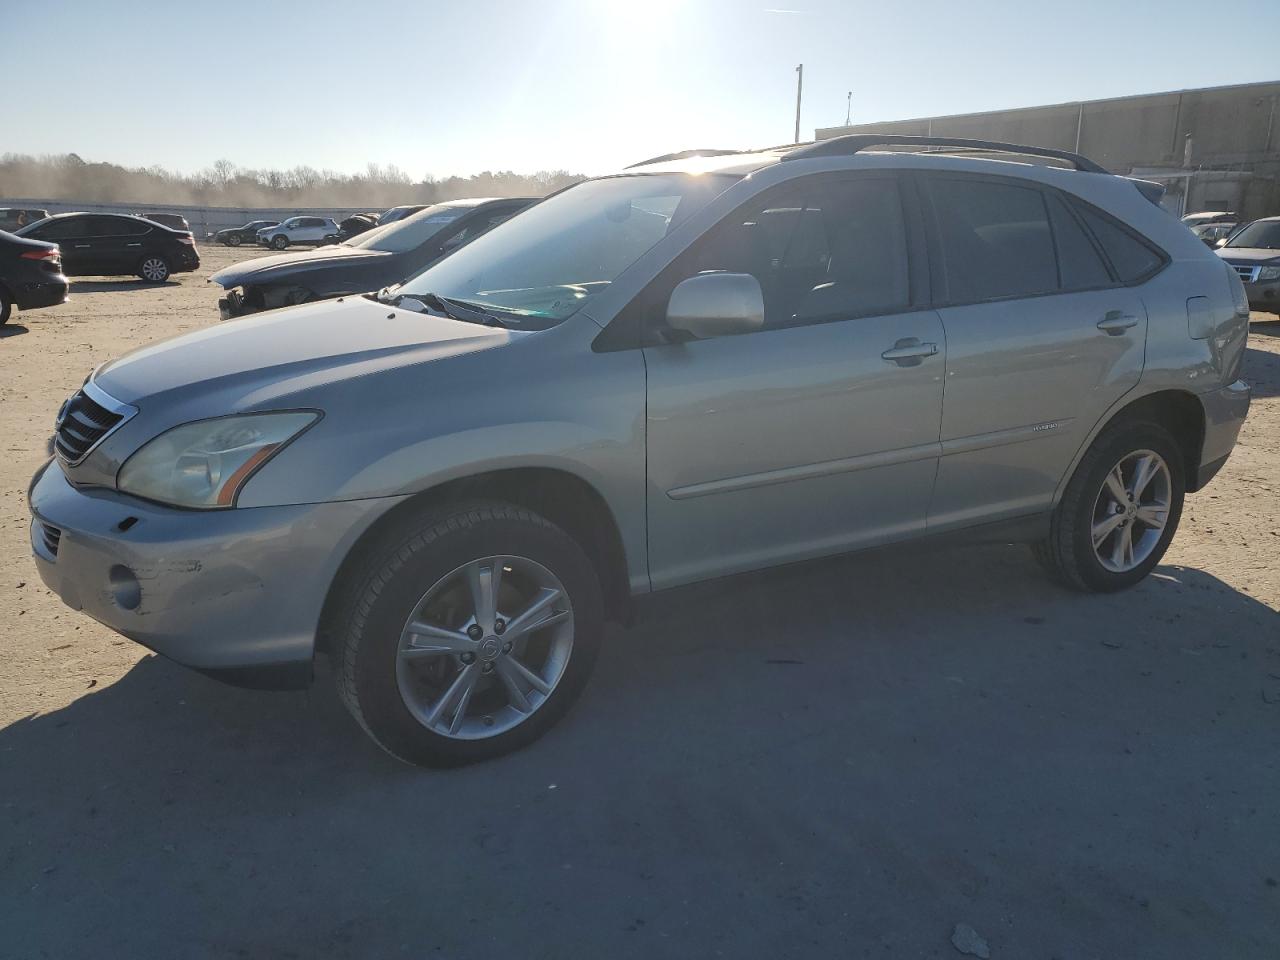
left=373, top=288, right=512, bottom=327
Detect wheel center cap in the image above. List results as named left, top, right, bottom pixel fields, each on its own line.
left=478, top=637, right=501, bottom=661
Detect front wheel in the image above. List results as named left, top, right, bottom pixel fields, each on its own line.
left=0, top=287, right=11, bottom=326
left=335, top=502, right=603, bottom=767
left=1033, top=420, right=1185, bottom=592
left=271, top=234, right=289, bottom=250
left=138, top=255, right=170, bottom=282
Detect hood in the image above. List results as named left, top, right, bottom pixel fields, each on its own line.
left=94, top=296, right=511, bottom=405
left=1216, top=247, right=1280, bottom=264
left=209, top=245, right=390, bottom=287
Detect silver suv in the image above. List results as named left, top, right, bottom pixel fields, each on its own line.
left=257, top=216, right=339, bottom=249
left=28, top=137, right=1251, bottom=766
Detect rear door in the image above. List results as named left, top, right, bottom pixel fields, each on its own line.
left=90, top=215, right=151, bottom=273
left=296, top=217, right=327, bottom=243
left=920, top=173, right=1155, bottom=529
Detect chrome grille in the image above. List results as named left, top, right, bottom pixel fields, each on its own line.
left=1232, top=264, right=1260, bottom=283
left=53, top=381, right=134, bottom=465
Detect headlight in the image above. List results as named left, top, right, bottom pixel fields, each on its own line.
left=1258, top=266, right=1280, bottom=282
left=117, top=411, right=318, bottom=508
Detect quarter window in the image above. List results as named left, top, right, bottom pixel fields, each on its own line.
left=1045, top=194, right=1112, bottom=290
left=929, top=177, right=1058, bottom=303
left=1071, top=202, right=1164, bottom=282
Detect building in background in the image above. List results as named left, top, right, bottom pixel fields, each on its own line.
left=816, top=81, right=1280, bottom=220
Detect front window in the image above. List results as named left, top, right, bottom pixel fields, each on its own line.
left=346, top=205, right=470, bottom=253
left=397, top=174, right=739, bottom=328
left=1225, top=221, right=1280, bottom=250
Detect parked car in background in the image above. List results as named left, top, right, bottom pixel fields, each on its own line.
left=0, top=208, right=49, bottom=232
left=376, top=204, right=429, bottom=225
left=1190, top=221, right=1238, bottom=247
left=138, top=213, right=190, bottom=232
left=318, top=213, right=380, bottom=246
left=1182, top=210, right=1238, bottom=227
left=212, top=198, right=534, bottom=318
left=212, top=220, right=279, bottom=247
left=0, top=229, right=68, bottom=325
left=257, top=216, right=338, bottom=249
left=1215, top=216, right=1280, bottom=316
left=16, top=213, right=199, bottom=282
left=29, top=137, right=1250, bottom=766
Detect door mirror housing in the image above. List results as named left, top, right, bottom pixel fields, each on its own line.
left=666, top=272, right=765, bottom=340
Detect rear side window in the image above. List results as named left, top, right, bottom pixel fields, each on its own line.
left=1070, top=202, right=1164, bottom=282
left=1045, top=194, right=1112, bottom=290
left=928, top=178, right=1058, bottom=303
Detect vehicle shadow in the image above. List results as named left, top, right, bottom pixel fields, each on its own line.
left=0, top=323, right=30, bottom=339
left=2, top=542, right=1278, bottom=958
left=1244, top=345, right=1280, bottom=398
left=69, top=278, right=180, bottom=293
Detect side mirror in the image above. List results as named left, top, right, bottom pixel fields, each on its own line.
left=666, top=272, right=765, bottom=340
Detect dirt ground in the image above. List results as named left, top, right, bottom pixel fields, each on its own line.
left=1, top=244, right=1279, bottom=958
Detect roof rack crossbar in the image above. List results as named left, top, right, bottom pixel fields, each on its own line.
left=781, top=135, right=1109, bottom=173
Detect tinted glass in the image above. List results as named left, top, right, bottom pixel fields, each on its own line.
left=1223, top=220, right=1280, bottom=251
left=1071, top=202, right=1164, bottom=281
left=930, top=177, right=1057, bottom=302
left=29, top=217, right=88, bottom=240
left=1046, top=194, right=1112, bottom=290
left=688, top=177, right=909, bottom=327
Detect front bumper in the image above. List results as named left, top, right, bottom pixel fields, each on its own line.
left=1194, top=379, right=1251, bottom=490
left=1242, top=279, right=1280, bottom=312
left=27, top=460, right=404, bottom=688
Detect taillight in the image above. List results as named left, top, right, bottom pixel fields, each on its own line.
left=176, top=235, right=194, bottom=245
left=20, top=248, right=59, bottom=261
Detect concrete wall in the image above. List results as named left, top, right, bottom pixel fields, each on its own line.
left=0, top=198, right=366, bottom=238
left=816, top=81, right=1280, bottom=218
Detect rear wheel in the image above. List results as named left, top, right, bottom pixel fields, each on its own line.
left=335, top=501, right=603, bottom=767
left=271, top=234, right=289, bottom=250
left=0, top=287, right=11, bottom=326
left=228, top=233, right=242, bottom=247
left=1034, top=419, right=1184, bottom=592
left=138, top=255, right=170, bottom=283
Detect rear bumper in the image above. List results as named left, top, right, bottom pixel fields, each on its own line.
left=27, top=460, right=404, bottom=689
left=13, top=276, right=69, bottom=310
left=1194, top=379, right=1251, bottom=490
left=1242, top=278, right=1280, bottom=312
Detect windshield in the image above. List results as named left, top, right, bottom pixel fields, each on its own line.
left=398, top=174, right=738, bottom=328
left=1224, top=221, right=1280, bottom=250
left=343, top=205, right=469, bottom=254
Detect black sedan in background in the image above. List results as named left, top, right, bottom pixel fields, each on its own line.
left=212, top=219, right=280, bottom=246
left=0, top=229, right=68, bottom=325
left=211, top=197, right=534, bottom=318
left=16, top=213, right=199, bottom=282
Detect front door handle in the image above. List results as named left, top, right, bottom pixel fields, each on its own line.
left=881, top=337, right=939, bottom=366
left=1097, top=310, right=1139, bottom=335
left=72, top=244, right=91, bottom=249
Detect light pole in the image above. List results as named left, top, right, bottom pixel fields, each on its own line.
left=794, top=64, right=804, bottom=143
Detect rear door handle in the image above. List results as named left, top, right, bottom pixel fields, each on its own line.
left=126, top=242, right=142, bottom=247
left=881, top=338, right=938, bottom=365
left=73, top=244, right=91, bottom=249
left=1097, top=310, right=1139, bottom=335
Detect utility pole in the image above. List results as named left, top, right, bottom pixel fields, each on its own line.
left=794, top=64, right=804, bottom=143
left=845, top=91, right=852, bottom=127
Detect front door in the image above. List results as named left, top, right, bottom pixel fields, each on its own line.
left=918, top=174, right=1151, bottom=529
left=642, top=174, right=946, bottom=589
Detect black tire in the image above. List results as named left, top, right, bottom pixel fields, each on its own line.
left=137, top=255, right=170, bottom=283
left=0, top=287, right=11, bottom=326
left=271, top=234, right=289, bottom=250
left=334, top=501, right=604, bottom=767
left=228, top=233, right=242, bottom=247
left=1033, top=418, right=1185, bottom=592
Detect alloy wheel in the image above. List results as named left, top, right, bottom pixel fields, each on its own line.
left=1090, top=449, right=1172, bottom=573
left=395, top=555, right=574, bottom=739
left=140, top=257, right=169, bottom=282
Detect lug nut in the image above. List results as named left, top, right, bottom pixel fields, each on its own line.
left=460, top=652, right=475, bottom=664
left=494, top=619, right=506, bottom=635
left=502, top=641, right=512, bottom=653
left=482, top=662, right=495, bottom=674
left=467, top=624, right=483, bottom=641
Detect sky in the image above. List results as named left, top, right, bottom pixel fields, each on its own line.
left=3, top=0, right=1279, bottom=180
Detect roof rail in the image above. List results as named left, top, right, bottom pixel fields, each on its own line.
left=781, top=135, right=1109, bottom=174
left=626, top=149, right=744, bottom=169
